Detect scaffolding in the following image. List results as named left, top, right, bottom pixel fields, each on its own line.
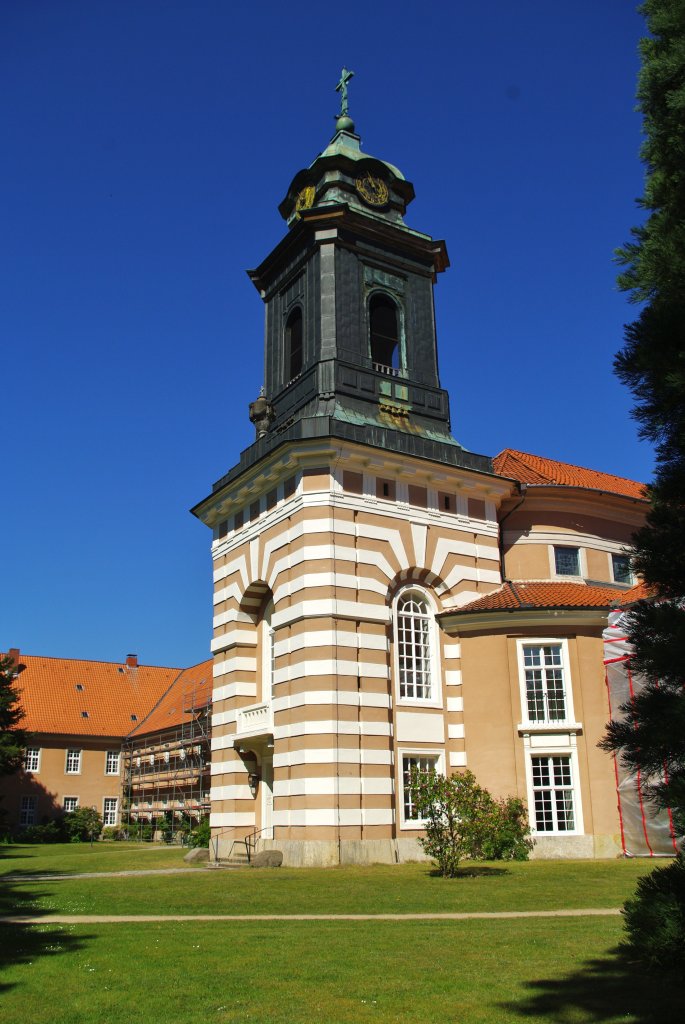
left=603, top=607, right=678, bottom=857
left=121, top=677, right=211, bottom=841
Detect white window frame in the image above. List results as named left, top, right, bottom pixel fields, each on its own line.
left=105, top=750, right=120, bottom=775
left=516, top=639, right=580, bottom=730
left=398, top=748, right=445, bottom=830
left=610, top=552, right=633, bottom=585
left=549, top=544, right=586, bottom=580
left=393, top=586, right=443, bottom=708
left=63, top=796, right=79, bottom=813
left=20, top=795, right=36, bottom=826
left=524, top=749, right=583, bottom=836
left=103, top=797, right=118, bottom=827
left=65, top=748, right=82, bottom=775
left=24, top=747, right=41, bottom=773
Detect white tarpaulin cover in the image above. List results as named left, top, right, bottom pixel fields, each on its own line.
left=603, top=608, right=678, bottom=857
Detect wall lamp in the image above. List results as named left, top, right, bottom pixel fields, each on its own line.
left=248, top=771, right=261, bottom=797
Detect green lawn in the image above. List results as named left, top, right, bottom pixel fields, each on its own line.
left=0, top=846, right=681, bottom=1023
left=0, top=841, right=190, bottom=877
left=0, top=844, right=656, bottom=918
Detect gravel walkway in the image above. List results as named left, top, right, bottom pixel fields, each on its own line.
left=2, top=908, right=621, bottom=924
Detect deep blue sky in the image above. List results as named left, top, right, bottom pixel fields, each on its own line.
left=2, top=1, right=650, bottom=667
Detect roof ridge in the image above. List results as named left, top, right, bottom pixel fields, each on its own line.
left=497, top=448, right=644, bottom=487
left=4, top=652, right=182, bottom=671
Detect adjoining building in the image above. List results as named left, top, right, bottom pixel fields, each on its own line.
left=122, top=660, right=213, bottom=836
left=0, top=650, right=179, bottom=833
left=0, top=649, right=212, bottom=837
left=191, top=99, right=650, bottom=865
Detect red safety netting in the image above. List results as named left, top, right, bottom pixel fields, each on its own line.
left=603, top=608, right=678, bottom=857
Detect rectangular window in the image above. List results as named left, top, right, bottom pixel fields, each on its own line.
left=66, top=749, right=82, bottom=774
left=522, top=644, right=567, bottom=724
left=25, top=747, right=40, bottom=773
left=554, top=546, right=580, bottom=576
left=103, top=798, right=118, bottom=827
left=377, top=478, right=396, bottom=500
left=63, top=796, right=79, bottom=813
left=20, top=795, right=36, bottom=826
left=612, top=553, right=633, bottom=584
left=105, top=751, right=120, bottom=775
left=402, top=754, right=438, bottom=822
left=530, top=755, right=576, bottom=832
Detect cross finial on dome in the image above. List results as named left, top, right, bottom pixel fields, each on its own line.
left=334, top=67, right=355, bottom=133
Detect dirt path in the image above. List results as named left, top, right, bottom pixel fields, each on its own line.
left=1, top=908, right=621, bottom=924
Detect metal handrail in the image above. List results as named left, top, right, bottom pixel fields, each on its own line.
left=209, top=824, right=274, bottom=864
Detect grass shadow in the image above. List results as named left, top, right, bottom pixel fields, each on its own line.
left=503, top=944, right=685, bottom=1023
left=427, top=865, right=510, bottom=878
left=0, top=867, right=89, bottom=994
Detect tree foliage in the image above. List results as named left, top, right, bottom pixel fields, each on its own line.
left=408, top=768, right=533, bottom=877
left=0, top=654, right=29, bottom=777
left=602, top=0, right=685, bottom=837
left=63, top=806, right=103, bottom=842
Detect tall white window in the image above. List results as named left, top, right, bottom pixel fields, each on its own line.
left=65, top=749, right=82, bottom=774
left=103, top=798, right=118, bottom=826
left=521, top=644, right=568, bottom=724
left=20, top=796, right=36, bottom=826
left=63, top=796, right=79, bottom=813
left=530, top=755, right=576, bottom=832
left=396, top=590, right=437, bottom=702
left=401, top=754, right=439, bottom=824
left=105, top=751, right=120, bottom=775
left=25, top=748, right=40, bottom=773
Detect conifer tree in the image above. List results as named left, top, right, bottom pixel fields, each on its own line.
left=0, top=654, right=28, bottom=777
left=601, top=0, right=685, bottom=836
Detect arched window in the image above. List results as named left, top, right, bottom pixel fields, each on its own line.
left=395, top=589, right=437, bottom=701
left=285, top=307, right=303, bottom=382
left=369, top=294, right=400, bottom=371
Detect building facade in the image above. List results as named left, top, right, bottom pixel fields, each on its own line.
left=192, top=108, right=648, bottom=864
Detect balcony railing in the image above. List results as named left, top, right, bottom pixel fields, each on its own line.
left=373, top=362, right=401, bottom=377
left=235, top=700, right=273, bottom=741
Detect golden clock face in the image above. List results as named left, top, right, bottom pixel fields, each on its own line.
left=355, top=174, right=389, bottom=206
left=294, top=185, right=316, bottom=215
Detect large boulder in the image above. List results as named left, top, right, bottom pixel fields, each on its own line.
left=250, top=849, right=283, bottom=868
left=184, top=847, right=209, bottom=863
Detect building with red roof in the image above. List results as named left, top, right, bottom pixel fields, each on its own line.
left=0, top=649, right=211, bottom=837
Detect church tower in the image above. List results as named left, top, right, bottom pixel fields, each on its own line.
left=192, top=75, right=512, bottom=864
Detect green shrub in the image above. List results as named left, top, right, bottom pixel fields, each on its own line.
left=622, top=854, right=685, bottom=975
left=20, top=820, right=65, bottom=844
left=475, top=796, right=534, bottom=861
left=188, top=817, right=210, bottom=848
left=409, top=767, right=533, bottom=877
left=63, top=806, right=103, bottom=842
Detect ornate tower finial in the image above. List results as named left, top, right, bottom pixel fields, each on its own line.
left=334, top=67, right=355, bottom=133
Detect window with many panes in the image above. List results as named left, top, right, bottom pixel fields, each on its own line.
left=521, top=644, right=569, bottom=724
left=554, top=546, right=580, bottom=576
left=103, top=798, right=118, bottom=827
left=24, top=747, right=40, bottom=772
left=396, top=590, right=436, bottom=702
left=611, top=553, right=633, bottom=584
left=20, top=796, right=36, bottom=826
left=530, top=755, right=576, bottom=832
left=105, top=750, right=120, bottom=775
left=63, top=796, right=79, bottom=813
left=401, top=754, right=439, bottom=823
left=65, top=749, right=81, bottom=774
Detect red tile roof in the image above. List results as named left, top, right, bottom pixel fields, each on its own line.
left=5, top=653, right=183, bottom=738
left=451, top=581, right=632, bottom=614
left=493, top=449, right=646, bottom=501
left=127, top=660, right=213, bottom=739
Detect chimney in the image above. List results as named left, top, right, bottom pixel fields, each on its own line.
left=125, top=654, right=138, bottom=668
left=8, top=648, right=21, bottom=665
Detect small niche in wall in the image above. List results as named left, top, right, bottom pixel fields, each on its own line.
left=377, top=478, right=396, bottom=500
left=342, top=470, right=363, bottom=495
left=468, top=497, right=486, bottom=520
left=408, top=484, right=428, bottom=508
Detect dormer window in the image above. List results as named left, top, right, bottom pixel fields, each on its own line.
left=369, top=294, right=400, bottom=373
left=285, top=307, right=303, bottom=382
